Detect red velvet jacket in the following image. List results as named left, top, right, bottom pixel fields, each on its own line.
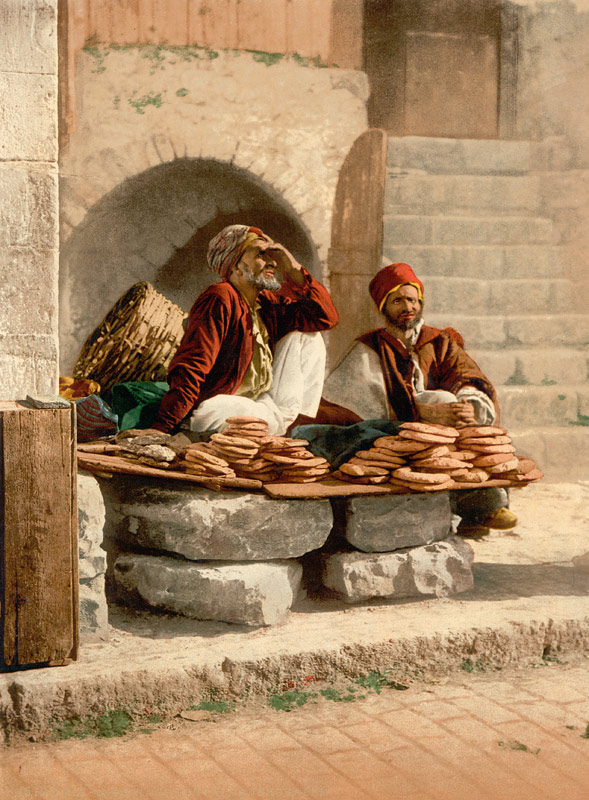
left=356, top=325, right=498, bottom=422
left=152, top=270, right=338, bottom=432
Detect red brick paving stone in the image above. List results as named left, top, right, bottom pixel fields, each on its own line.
left=468, top=680, right=539, bottom=704
left=323, top=749, right=403, bottom=781
left=514, top=699, right=588, bottom=727
left=113, top=756, right=197, bottom=800
left=419, top=739, right=508, bottom=798
left=264, top=747, right=374, bottom=800
left=0, top=767, right=36, bottom=800
left=363, top=777, right=436, bottom=800
left=340, top=722, right=412, bottom=754
left=60, top=758, right=155, bottom=800
left=208, top=746, right=309, bottom=799
left=518, top=676, right=588, bottom=703
left=532, top=738, right=589, bottom=791
left=166, top=755, right=250, bottom=798
left=139, top=729, right=203, bottom=759
left=286, top=725, right=359, bottom=754
left=378, top=708, right=450, bottom=738
left=492, top=749, right=588, bottom=800
left=446, top=694, right=521, bottom=723
left=3, top=754, right=92, bottom=800
left=408, top=700, right=466, bottom=721
left=440, top=715, right=506, bottom=744
left=238, top=725, right=302, bottom=751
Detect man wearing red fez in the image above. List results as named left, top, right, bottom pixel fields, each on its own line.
left=322, top=262, right=517, bottom=534
left=150, top=224, right=338, bottom=435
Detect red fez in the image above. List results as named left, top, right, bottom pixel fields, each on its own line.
left=369, top=263, right=424, bottom=311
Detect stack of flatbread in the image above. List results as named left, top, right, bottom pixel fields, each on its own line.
left=387, top=423, right=462, bottom=491
left=177, top=441, right=237, bottom=479
left=454, top=425, right=543, bottom=483
left=259, top=437, right=331, bottom=483
left=332, top=437, right=411, bottom=485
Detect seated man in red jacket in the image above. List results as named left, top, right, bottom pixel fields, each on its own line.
left=151, top=224, right=338, bottom=436
left=322, top=262, right=517, bottom=535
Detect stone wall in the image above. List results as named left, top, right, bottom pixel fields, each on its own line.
left=0, top=1, right=59, bottom=400
left=513, top=0, right=589, bottom=305
left=59, top=46, right=368, bottom=373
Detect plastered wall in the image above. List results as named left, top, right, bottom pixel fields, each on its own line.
left=0, top=1, right=59, bottom=400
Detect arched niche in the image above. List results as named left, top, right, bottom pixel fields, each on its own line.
left=60, top=158, right=319, bottom=373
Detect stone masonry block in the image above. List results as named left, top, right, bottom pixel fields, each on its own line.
left=107, top=483, right=333, bottom=561
left=0, top=1, right=57, bottom=74
left=322, top=536, right=474, bottom=604
left=77, top=472, right=109, bottom=641
left=114, top=553, right=303, bottom=626
left=386, top=137, right=530, bottom=175
left=338, top=493, right=452, bottom=553
left=0, top=248, right=57, bottom=336
left=0, top=74, right=57, bottom=161
left=0, top=349, right=57, bottom=401
left=0, top=166, right=57, bottom=248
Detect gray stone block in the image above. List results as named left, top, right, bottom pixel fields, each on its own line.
left=322, top=536, right=474, bottom=603
left=386, top=136, right=531, bottom=175
left=77, top=472, right=108, bottom=641
left=340, top=493, right=452, bottom=553
left=108, top=483, right=333, bottom=561
left=0, top=167, right=58, bottom=248
left=114, top=554, right=303, bottom=627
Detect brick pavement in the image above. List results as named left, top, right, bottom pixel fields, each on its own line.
left=1, top=660, right=588, bottom=800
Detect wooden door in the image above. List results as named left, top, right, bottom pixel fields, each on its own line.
left=327, top=128, right=388, bottom=367
left=364, top=0, right=502, bottom=139
left=1, top=402, right=79, bottom=670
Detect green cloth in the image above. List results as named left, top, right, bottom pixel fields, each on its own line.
left=110, top=381, right=169, bottom=431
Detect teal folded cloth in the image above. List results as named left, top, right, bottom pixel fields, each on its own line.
left=110, top=381, right=169, bottom=431
left=291, top=419, right=402, bottom=468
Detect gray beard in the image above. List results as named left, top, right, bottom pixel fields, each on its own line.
left=384, top=308, right=423, bottom=335
left=245, top=271, right=281, bottom=292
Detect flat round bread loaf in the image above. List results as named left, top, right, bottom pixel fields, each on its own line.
left=373, top=437, right=430, bottom=453
left=183, top=448, right=230, bottom=467
left=392, top=466, right=451, bottom=484
left=340, top=463, right=390, bottom=477
left=487, top=458, right=519, bottom=474
left=471, top=452, right=515, bottom=467
left=450, top=450, right=478, bottom=461
left=225, top=416, right=268, bottom=425
left=457, top=425, right=507, bottom=438
left=458, top=435, right=511, bottom=446
left=399, top=430, right=457, bottom=444
left=211, top=433, right=259, bottom=450
left=468, top=444, right=516, bottom=454
left=389, top=478, right=454, bottom=492
left=515, top=457, right=537, bottom=475
left=413, top=445, right=452, bottom=460
left=412, top=456, right=471, bottom=470
left=356, top=449, right=406, bottom=465
left=401, top=422, right=459, bottom=437
left=455, top=468, right=489, bottom=483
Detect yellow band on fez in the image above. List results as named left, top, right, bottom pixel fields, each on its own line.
left=379, top=282, right=424, bottom=311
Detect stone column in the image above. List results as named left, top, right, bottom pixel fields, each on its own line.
left=0, top=2, right=59, bottom=400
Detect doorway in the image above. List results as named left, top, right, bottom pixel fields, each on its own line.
left=364, top=0, right=503, bottom=139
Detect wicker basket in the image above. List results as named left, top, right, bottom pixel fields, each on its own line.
left=73, top=282, right=187, bottom=394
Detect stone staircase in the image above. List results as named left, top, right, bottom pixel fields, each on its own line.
left=382, top=137, right=589, bottom=481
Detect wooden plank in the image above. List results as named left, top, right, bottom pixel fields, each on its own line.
left=328, top=0, right=363, bottom=69
left=264, top=476, right=538, bottom=500
left=77, top=452, right=263, bottom=491
left=326, top=128, right=387, bottom=366
left=1, top=407, right=77, bottom=668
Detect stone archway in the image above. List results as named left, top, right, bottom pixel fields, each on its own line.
left=59, top=158, right=319, bottom=373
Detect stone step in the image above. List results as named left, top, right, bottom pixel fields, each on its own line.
left=426, top=313, right=589, bottom=348
left=497, top=385, right=589, bottom=427
left=382, top=245, right=563, bottom=279
left=421, top=277, right=573, bottom=315
left=470, top=350, right=587, bottom=387
left=387, top=136, right=532, bottom=175
left=509, top=426, right=589, bottom=481
left=385, top=173, right=541, bottom=217
left=383, top=214, right=553, bottom=247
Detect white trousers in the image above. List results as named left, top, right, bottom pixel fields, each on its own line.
left=188, top=331, right=326, bottom=435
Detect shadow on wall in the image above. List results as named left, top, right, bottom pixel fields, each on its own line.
left=60, top=158, right=318, bottom=374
